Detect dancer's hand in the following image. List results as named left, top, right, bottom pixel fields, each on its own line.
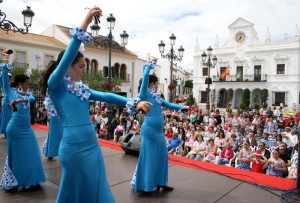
left=1, top=51, right=10, bottom=64
left=136, top=101, right=152, bottom=114
left=81, top=6, right=103, bottom=31
left=149, top=56, right=158, bottom=64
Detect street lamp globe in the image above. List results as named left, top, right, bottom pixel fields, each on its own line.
left=158, top=41, right=165, bottom=54
left=169, top=33, right=176, bottom=46
left=207, top=46, right=213, bottom=55
left=107, top=14, right=116, bottom=30
left=212, top=55, right=218, bottom=66
left=90, top=23, right=100, bottom=38
left=178, top=46, right=184, bottom=58
left=22, top=6, right=35, bottom=27
left=120, top=30, right=129, bottom=46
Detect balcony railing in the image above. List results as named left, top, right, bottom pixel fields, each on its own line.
left=212, top=74, right=267, bottom=82
left=12, top=62, right=29, bottom=69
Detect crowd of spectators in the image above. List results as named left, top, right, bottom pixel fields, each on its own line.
left=93, top=101, right=300, bottom=179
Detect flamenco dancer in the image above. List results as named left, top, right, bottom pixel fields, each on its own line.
left=131, top=57, right=188, bottom=192
left=0, top=52, right=46, bottom=191
left=42, top=7, right=151, bottom=202
left=0, top=65, right=14, bottom=138
left=39, top=67, right=63, bottom=161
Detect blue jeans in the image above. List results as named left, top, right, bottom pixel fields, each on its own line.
left=189, top=154, right=203, bottom=161
left=218, top=158, right=229, bottom=165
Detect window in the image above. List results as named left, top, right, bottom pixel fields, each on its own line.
left=277, top=64, right=285, bottom=74
left=120, top=64, right=126, bottom=80
left=203, top=68, right=208, bottom=76
left=254, top=65, right=261, bottom=81
left=15, top=51, right=27, bottom=68
left=274, top=92, right=286, bottom=106
left=103, top=66, right=108, bottom=77
left=91, top=60, right=97, bottom=73
left=236, top=66, right=243, bottom=81
left=200, top=91, right=208, bottom=103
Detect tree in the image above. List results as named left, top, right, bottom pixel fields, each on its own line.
left=239, top=88, right=250, bottom=110
left=261, top=89, right=269, bottom=108
left=82, top=72, right=121, bottom=92
left=226, top=88, right=233, bottom=104
left=184, top=80, right=193, bottom=88
left=185, top=94, right=195, bottom=106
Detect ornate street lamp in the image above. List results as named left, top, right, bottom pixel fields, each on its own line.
left=0, top=2, right=34, bottom=34
left=201, top=46, right=217, bottom=111
left=158, top=34, right=184, bottom=102
left=90, top=13, right=129, bottom=127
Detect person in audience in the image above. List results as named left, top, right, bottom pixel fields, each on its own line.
left=167, top=133, right=184, bottom=155
left=215, top=130, right=227, bottom=150
left=203, top=138, right=218, bottom=163
left=263, top=150, right=286, bottom=177
left=187, top=135, right=206, bottom=161
left=236, top=141, right=252, bottom=171
left=278, top=144, right=291, bottom=178
left=217, top=142, right=234, bottom=165
left=288, top=152, right=298, bottom=179
left=249, top=150, right=267, bottom=173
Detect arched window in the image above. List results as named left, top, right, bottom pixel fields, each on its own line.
left=91, top=59, right=98, bottom=73
left=103, top=66, right=109, bottom=77
left=112, top=63, right=120, bottom=78
left=120, top=64, right=126, bottom=80
left=85, top=58, right=90, bottom=74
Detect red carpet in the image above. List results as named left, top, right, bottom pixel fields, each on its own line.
left=32, top=123, right=296, bottom=191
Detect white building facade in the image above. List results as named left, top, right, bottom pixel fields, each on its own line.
left=193, top=17, right=300, bottom=111
left=0, top=24, right=192, bottom=101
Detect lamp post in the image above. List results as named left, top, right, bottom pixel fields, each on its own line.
left=0, top=2, right=34, bottom=34
left=158, top=34, right=184, bottom=102
left=90, top=13, right=129, bottom=126
left=201, top=46, right=217, bottom=111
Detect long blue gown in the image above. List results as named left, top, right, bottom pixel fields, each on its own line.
left=0, top=64, right=46, bottom=189
left=41, top=115, right=63, bottom=158
left=48, top=28, right=135, bottom=203
left=131, top=62, right=184, bottom=192
left=0, top=74, right=12, bottom=135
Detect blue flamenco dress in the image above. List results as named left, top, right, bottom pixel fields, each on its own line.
left=0, top=64, right=46, bottom=189
left=130, top=61, right=185, bottom=192
left=41, top=91, right=63, bottom=158
left=0, top=73, right=13, bottom=135
left=48, top=28, right=138, bottom=203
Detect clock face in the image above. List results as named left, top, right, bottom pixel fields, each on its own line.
left=235, top=32, right=246, bottom=43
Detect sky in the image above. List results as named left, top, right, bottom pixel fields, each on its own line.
left=1, top=0, right=300, bottom=71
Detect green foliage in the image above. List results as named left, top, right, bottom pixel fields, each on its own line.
left=226, top=88, right=233, bottom=104
left=184, top=80, right=193, bottom=88
left=10, top=67, right=40, bottom=91
left=261, top=89, right=269, bottom=108
left=242, top=88, right=250, bottom=108
left=185, top=94, right=195, bottom=106
left=82, top=72, right=121, bottom=91
left=239, top=102, right=247, bottom=110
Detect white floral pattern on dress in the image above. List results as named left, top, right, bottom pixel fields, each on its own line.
left=44, top=89, right=58, bottom=116
left=41, top=137, right=48, bottom=155
left=14, top=88, right=30, bottom=109
left=64, top=75, right=91, bottom=101
left=0, top=156, right=18, bottom=190
left=126, top=97, right=141, bottom=116
left=69, top=28, right=92, bottom=43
